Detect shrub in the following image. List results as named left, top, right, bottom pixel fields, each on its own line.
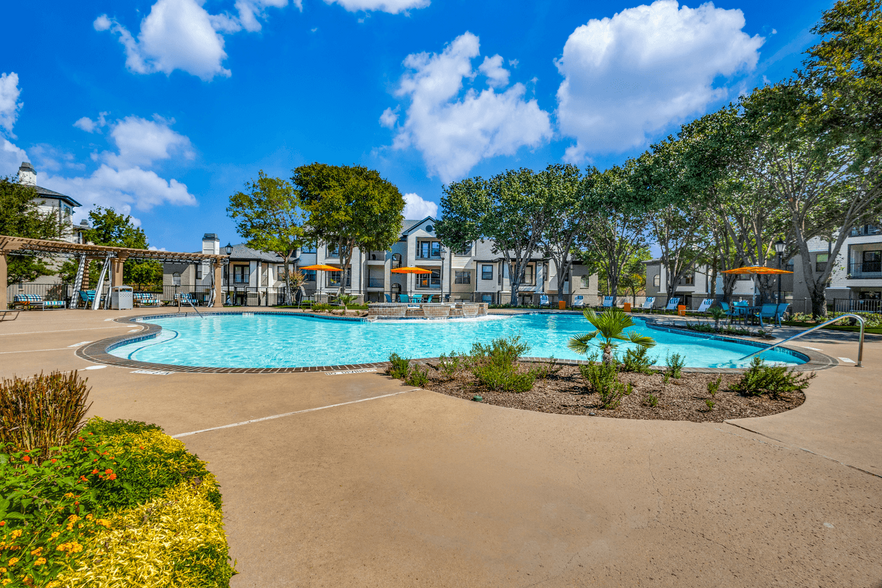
left=621, top=346, right=656, bottom=374
left=666, top=353, right=685, bottom=379
left=687, top=323, right=718, bottom=333
left=0, top=371, right=92, bottom=462
left=473, top=363, right=537, bottom=393
left=705, top=399, right=715, bottom=411
left=644, top=393, right=659, bottom=408
left=470, top=336, right=530, bottom=368
left=579, top=363, right=631, bottom=409
left=707, top=376, right=722, bottom=398
left=730, top=357, right=815, bottom=399
left=533, top=357, right=562, bottom=380
left=388, top=353, right=410, bottom=380
left=404, top=364, right=429, bottom=387
left=437, top=352, right=469, bottom=380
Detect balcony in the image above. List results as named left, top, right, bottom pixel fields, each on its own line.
left=849, top=224, right=881, bottom=237
left=366, top=277, right=384, bottom=289
left=849, top=261, right=882, bottom=279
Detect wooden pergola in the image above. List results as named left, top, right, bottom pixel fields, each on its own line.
left=0, top=235, right=228, bottom=309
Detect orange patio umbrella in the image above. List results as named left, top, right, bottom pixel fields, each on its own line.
left=390, top=266, right=433, bottom=274
left=299, top=264, right=342, bottom=272
left=721, top=266, right=792, bottom=275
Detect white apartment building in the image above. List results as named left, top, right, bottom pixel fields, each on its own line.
left=16, top=162, right=89, bottom=245
left=169, top=217, right=598, bottom=305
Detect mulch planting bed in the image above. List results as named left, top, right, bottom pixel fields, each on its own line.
left=416, top=362, right=805, bottom=423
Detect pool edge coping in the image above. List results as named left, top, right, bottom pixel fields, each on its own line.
left=75, top=311, right=838, bottom=374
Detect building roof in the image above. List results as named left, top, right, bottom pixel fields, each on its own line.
left=34, top=185, right=81, bottom=208
left=229, top=243, right=284, bottom=263
left=400, top=217, right=437, bottom=236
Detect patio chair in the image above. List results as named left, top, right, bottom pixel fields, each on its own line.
left=774, top=303, right=790, bottom=326
left=78, top=290, right=97, bottom=308
left=411, top=295, right=423, bottom=304
left=755, top=303, right=779, bottom=327
left=572, top=295, right=585, bottom=308
left=384, top=294, right=393, bottom=303
left=663, top=297, right=680, bottom=312
left=398, top=294, right=410, bottom=303
left=601, top=296, right=615, bottom=309
left=13, top=294, right=44, bottom=310
left=639, top=297, right=655, bottom=312
left=424, top=295, right=434, bottom=304
left=539, top=294, right=550, bottom=307
left=696, top=298, right=713, bottom=313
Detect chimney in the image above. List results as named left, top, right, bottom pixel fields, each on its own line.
left=18, top=162, right=36, bottom=186
left=202, top=233, right=220, bottom=255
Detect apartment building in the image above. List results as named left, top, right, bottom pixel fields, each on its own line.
left=16, top=162, right=89, bottom=245
left=644, top=261, right=758, bottom=309
left=170, top=217, right=597, bottom=305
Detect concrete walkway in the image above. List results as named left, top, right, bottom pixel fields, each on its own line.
left=1, top=309, right=880, bottom=587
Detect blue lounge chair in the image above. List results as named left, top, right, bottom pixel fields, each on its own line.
left=539, top=294, right=550, bottom=307
left=424, top=295, right=434, bottom=304
left=572, top=295, right=585, bottom=308
left=384, top=294, right=393, bottom=303
left=755, top=303, right=778, bottom=327
left=639, top=297, right=655, bottom=312
left=775, top=303, right=790, bottom=326
left=696, top=298, right=713, bottom=313
left=664, top=297, right=680, bottom=312
left=12, top=294, right=65, bottom=310
left=78, top=290, right=96, bottom=308
left=398, top=294, right=410, bottom=303
left=601, top=296, right=615, bottom=309
left=411, top=295, right=423, bottom=304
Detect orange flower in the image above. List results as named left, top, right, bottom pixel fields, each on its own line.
left=105, top=469, right=113, bottom=475
left=51, top=459, right=57, bottom=464
left=0, top=521, right=5, bottom=526
left=108, top=473, right=117, bottom=480
left=21, top=455, right=30, bottom=463
left=91, top=469, right=99, bottom=475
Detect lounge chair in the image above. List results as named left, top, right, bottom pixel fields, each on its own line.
left=601, top=296, right=615, bottom=309
left=134, top=292, right=161, bottom=307
left=639, top=297, right=655, bottom=312
left=176, top=292, right=199, bottom=306
left=539, top=294, right=550, bottom=307
left=78, top=290, right=97, bottom=308
left=12, top=294, right=65, bottom=310
left=411, top=295, right=423, bottom=304
left=775, top=303, right=790, bottom=326
left=572, top=295, right=585, bottom=308
left=754, top=303, right=779, bottom=327
left=696, top=298, right=713, bottom=313
left=398, top=294, right=410, bottom=303
left=663, top=297, right=680, bottom=312
left=384, top=294, right=393, bottom=303
left=424, top=295, right=434, bottom=304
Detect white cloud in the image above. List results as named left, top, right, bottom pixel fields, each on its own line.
left=0, top=72, right=22, bottom=138
left=388, top=32, right=552, bottom=183
left=104, top=115, right=194, bottom=168
left=1, top=139, right=28, bottom=178
left=29, top=144, right=85, bottom=172
left=234, top=0, right=292, bottom=32
left=555, top=0, right=764, bottom=160
left=379, top=107, right=399, bottom=128
left=325, top=0, right=429, bottom=14
left=73, top=111, right=109, bottom=133
left=402, top=193, right=437, bottom=219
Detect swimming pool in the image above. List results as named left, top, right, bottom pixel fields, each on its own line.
left=108, top=312, right=808, bottom=369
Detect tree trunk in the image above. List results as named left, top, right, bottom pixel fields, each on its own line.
left=809, top=283, right=828, bottom=318
left=282, top=255, right=292, bottom=306
left=603, top=344, right=614, bottom=366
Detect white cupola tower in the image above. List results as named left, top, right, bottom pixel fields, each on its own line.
left=18, top=162, right=36, bottom=186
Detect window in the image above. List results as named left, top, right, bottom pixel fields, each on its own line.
left=417, top=240, right=441, bottom=259
left=327, top=268, right=351, bottom=287
left=233, top=265, right=249, bottom=284
left=581, top=275, right=590, bottom=288
left=816, top=253, right=829, bottom=273
left=456, top=243, right=472, bottom=256
left=391, top=253, right=402, bottom=269
left=195, top=263, right=203, bottom=280
left=418, top=269, right=442, bottom=289
left=863, top=250, right=881, bottom=273
left=481, top=264, right=493, bottom=280
left=172, top=272, right=181, bottom=286
left=652, top=274, right=659, bottom=287
left=455, top=271, right=471, bottom=284
left=301, top=244, right=317, bottom=254
left=681, top=272, right=695, bottom=286
left=303, top=270, right=317, bottom=282
left=523, top=265, right=535, bottom=285
left=482, top=294, right=493, bottom=304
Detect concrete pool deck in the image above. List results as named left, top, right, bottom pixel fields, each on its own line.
left=1, top=308, right=880, bottom=587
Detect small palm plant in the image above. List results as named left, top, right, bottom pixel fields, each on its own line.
left=568, top=309, right=656, bottom=366
left=708, top=306, right=727, bottom=330
left=338, top=293, right=358, bottom=313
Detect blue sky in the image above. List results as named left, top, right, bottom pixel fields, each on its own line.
left=1, top=0, right=832, bottom=252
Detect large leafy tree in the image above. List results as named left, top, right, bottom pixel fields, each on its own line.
left=437, top=168, right=554, bottom=306
left=534, top=164, right=589, bottom=302
left=0, top=177, right=62, bottom=283
left=228, top=171, right=304, bottom=305
left=619, top=246, right=652, bottom=305
left=579, top=163, right=651, bottom=299
left=292, top=163, right=405, bottom=295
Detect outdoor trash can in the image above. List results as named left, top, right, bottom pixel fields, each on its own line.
left=677, top=304, right=686, bottom=316
left=558, top=300, right=566, bottom=310
left=111, top=286, right=134, bottom=310
left=623, top=302, right=631, bottom=312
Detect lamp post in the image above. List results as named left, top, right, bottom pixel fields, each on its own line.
left=224, top=243, right=233, bottom=305
left=440, top=249, right=448, bottom=302
left=775, top=238, right=785, bottom=304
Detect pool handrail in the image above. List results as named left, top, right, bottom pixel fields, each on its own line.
left=738, top=313, right=865, bottom=367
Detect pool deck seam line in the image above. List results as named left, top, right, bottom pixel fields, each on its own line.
left=170, top=388, right=421, bottom=439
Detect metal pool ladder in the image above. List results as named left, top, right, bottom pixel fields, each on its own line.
left=738, top=313, right=865, bottom=367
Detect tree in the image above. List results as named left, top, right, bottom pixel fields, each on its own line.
left=536, top=164, right=591, bottom=302
left=437, top=168, right=554, bottom=306
left=293, top=164, right=405, bottom=297
left=228, top=171, right=304, bottom=305
left=568, top=309, right=656, bottom=366
left=60, top=207, right=162, bottom=290
left=579, top=163, right=651, bottom=299
left=0, top=177, right=62, bottom=283
left=619, top=246, right=651, bottom=305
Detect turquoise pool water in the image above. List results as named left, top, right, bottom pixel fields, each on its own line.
left=109, top=313, right=807, bottom=369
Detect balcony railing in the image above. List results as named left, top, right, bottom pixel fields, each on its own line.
left=849, top=224, right=881, bottom=237
left=849, top=261, right=882, bottom=279
left=416, top=253, right=442, bottom=260
left=366, top=278, right=384, bottom=288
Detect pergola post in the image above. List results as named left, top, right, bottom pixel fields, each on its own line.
left=111, top=258, right=125, bottom=288
left=213, top=260, right=223, bottom=308
left=0, top=253, right=7, bottom=310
